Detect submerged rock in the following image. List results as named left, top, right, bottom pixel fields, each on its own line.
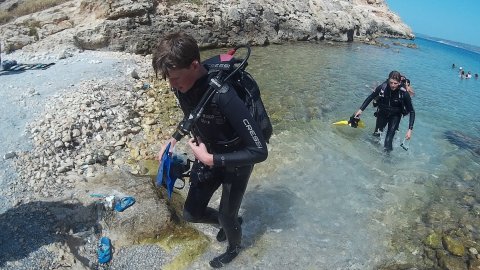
left=425, top=232, right=442, bottom=249
left=443, top=235, right=466, bottom=257
left=444, top=130, right=480, bottom=156
left=439, top=254, right=467, bottom=270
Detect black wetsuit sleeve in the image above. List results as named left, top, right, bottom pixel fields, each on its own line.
left=212, top=88, right=268, bottom=167
left=359, top=85, right=382, bottom=111
left=403, top=93, right=415, bottom=130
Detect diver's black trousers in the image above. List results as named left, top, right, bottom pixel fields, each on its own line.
left=375, top=111, right=402, bottom=151
left=183, top=161, right=253, bottom=247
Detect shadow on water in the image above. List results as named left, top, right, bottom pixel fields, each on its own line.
left=444, top=130, right=480, bottom=156
left=0, top=200, right=100, bottom=267
left=241, top=186, right=297, bottom=247
left=0, top=70, right=26, bottom=76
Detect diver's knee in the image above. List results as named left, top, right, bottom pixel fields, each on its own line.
left=183, top=209, right=200, bottom=222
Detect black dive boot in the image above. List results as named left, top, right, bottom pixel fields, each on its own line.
left=209, top=245, right=242, bottom=268
left=216, top=217, right=243, bottom=242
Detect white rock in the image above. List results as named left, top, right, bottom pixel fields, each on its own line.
left=62, top=134, right=72, bottom=142
left=72, top=129, right=81, bottom=137
left=145, top=118, right=156, bottom=125
left=136, top=100, right=145, bottom=107
left=54, top=140, right=64, bottom=148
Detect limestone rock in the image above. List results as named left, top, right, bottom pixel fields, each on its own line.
left=1, top=0, right=413, bottom=54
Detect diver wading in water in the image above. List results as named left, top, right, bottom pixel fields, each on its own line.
left=353, top=71, right=415, bottom=151
left=152, top=32, right=269, bottom=268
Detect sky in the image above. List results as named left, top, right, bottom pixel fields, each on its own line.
left=386, top=0, right=480, bottom=47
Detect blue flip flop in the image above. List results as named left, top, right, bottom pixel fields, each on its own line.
left=98, top=237, right=112, bottom=264
left=114, top=196, right=136, bottom=212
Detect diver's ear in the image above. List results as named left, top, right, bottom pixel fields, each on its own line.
left=191, top=60, right=200, bottom=69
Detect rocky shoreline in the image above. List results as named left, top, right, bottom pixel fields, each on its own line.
left=0, top=49, right=197, bottom=269
left=2, top=23, right=480, bottom=270
left=10, top=54, right=172, bottom=199
left=0, top=0, right=421, bottom=269
left=0, top=0, right=413, bottom=55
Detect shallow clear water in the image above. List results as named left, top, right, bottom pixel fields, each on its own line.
left=201, top=38, right=480, bottom=269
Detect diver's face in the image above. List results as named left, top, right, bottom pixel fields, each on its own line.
left=166, top=61, right=200, bottom=93
left=388, top=79, right=400, bottom=91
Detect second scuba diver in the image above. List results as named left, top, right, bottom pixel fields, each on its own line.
left=151, top=32, right=268, bottom=268
left=353, top=70, right=415, bottom=151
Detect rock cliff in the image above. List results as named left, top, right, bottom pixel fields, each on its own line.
left=0, top=0, right=412, bottom=54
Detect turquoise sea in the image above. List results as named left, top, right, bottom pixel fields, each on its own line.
left=202, top=37, right=480, bottom=269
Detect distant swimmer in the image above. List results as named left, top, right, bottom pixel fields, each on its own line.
left=466, top=71, right=472, bottom=79
left=475, top=73, right=479, bottom=79
left=452, top=63, right=456, bottom=69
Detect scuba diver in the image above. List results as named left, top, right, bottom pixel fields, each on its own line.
left=353, top=71, right=415, bottom=152
left=151, top=32, right=268, bottom=268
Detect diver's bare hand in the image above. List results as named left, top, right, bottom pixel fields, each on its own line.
left=354, top=109, right=363, bottom=118
left=188, top=138, right=213, bottom=166
left=157, top=138, right=177, bottom=160
left=405, top=129, right=412, bottom=140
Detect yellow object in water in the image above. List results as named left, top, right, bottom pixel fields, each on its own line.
left=356, top=120, right=365, bottom=128
left=332, top=119, right=366, bottom=128
left=332, top=120, right=349, bottom=126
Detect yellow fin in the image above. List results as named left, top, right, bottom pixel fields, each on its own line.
left=358, top=120, right=366, bottom=128
left=332, top=119, right=366, bottom=128
left=332, top=120, right=349, bottom=126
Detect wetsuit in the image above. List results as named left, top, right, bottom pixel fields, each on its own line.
left=360, top=82, right=415, bottom=151
left=174, top=71, right=268, bottom=264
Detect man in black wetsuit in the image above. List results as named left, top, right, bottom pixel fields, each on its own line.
left=354, top=71, right=415, bottom=151
left=151, top=32, right=268, bottom=268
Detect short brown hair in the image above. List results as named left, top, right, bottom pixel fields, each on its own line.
left=152, top=32, right=201, bottom=79
left=388, top=71, right=402, bottom=82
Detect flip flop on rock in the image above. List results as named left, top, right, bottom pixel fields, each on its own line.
left=114, top=196, right=136, bottom=212
left=98, top=237, right=112, bottom=264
